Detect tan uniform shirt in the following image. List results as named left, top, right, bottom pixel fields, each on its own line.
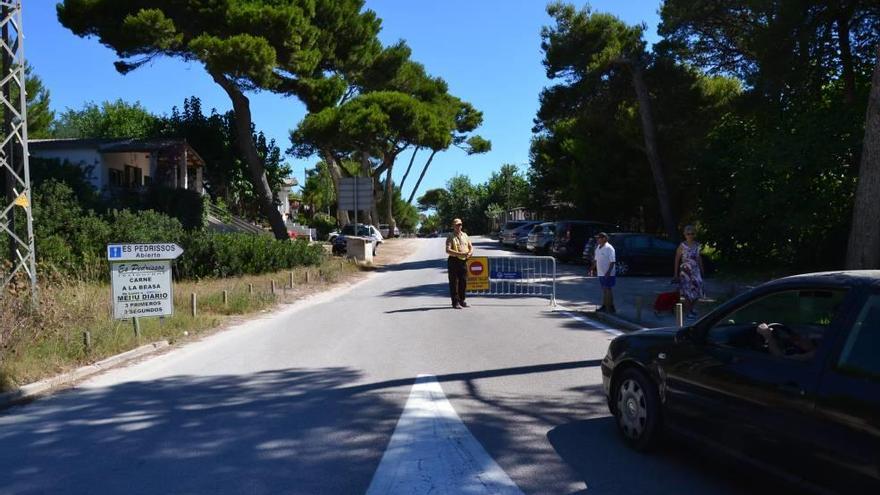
left=446, top=232, right=472, bottom=261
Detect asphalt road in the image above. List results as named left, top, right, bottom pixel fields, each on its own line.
left=0, top=238, right=797, bottom=495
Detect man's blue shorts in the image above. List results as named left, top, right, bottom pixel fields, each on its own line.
left=599, top=275, right=616, bottom=288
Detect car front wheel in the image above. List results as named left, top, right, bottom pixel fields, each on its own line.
left=614, top=368, right=661, bottom=451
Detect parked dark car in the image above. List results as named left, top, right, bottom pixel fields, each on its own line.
left=502, top=221, right=541, bottom=248
left=582, top=233, right=679, bottom=276
left=550, top=220, right=617, bottom=262
left=514, top=230, right=530, bottom=250
left=498, top=220, right=530, bottom=245
left=526, top=222, right=556, bottom=254
left=602, top=271, right=880, bottom=493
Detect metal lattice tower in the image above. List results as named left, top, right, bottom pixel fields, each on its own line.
left=0, top=1, right=36, bottom=301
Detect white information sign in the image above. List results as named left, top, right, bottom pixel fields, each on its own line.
left=107, top=243, right=184, bottom=261
left=111, top=260, right=174, bottom=320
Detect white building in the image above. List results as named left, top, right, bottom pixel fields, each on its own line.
left=29, top=138, right=206, bottom=194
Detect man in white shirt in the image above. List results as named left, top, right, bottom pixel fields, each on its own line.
left=589, top=232, right=616, bottom=313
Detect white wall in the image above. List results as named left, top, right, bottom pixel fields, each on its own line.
left=30, top=148, right=103, bottom=189
left=277, top=186, right=291, bottom=219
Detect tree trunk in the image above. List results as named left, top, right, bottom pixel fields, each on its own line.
left=399, top=146, right=419, bottom=192
left=212, top=73, right=288, bottom=240
left=845, top=47, right=880, bottom=269
left=630, top=63, right=678, bottom=240
left=407, top=149, right=438, bottom=204
left=320, top=149, right=350, bottom=226
left=385, top=165, right=396, bottom=232
left=359, top=152, right=375, bottom=225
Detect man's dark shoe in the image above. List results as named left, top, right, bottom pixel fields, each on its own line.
left=460, top=301, right=469, bottom=308
left=596, top=305, right=607, bottom=313
left=453, top=304, right=462, bottom=309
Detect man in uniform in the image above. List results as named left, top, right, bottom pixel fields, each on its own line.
left=446, top=218, right=473, bottom=309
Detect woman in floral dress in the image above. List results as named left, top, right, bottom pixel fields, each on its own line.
left=674, top=225, right=705, bottom=320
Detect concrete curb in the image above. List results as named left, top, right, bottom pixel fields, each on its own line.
left=0, top=340, right=170, bottom=409
left=588, top=310, right=647, bottom=332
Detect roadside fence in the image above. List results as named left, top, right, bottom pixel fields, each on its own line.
left=465, top=255, right=556, bottom=306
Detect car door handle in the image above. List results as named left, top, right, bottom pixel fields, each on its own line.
left=777, top=382, right=806, bottom=396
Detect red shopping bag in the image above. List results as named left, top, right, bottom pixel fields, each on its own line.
left=653, top=290, right=680, bottom=313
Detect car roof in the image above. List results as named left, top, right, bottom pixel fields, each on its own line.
left=768, top=270, right=880, bottom=289
left=554, top=220, right=615, bottom=225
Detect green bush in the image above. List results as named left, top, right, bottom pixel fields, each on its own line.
left=310, top=213, right=337, bottom=240
left=177, top=232, right=324, bottom=279
left=25, top=178, right=324, bottom=282
left=106, top=209, right=185, bottom=244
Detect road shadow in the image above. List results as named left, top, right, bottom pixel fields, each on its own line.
left=0, top=367, right=402, bottom=495
left=382, top=282, right=448, bottom=298
left=0, top=360, right=608, bottom=495
left=384, top=306, right=451, bottom=314
left=377, top=258, right=445, bottom=273
left=548, top=418, right=803, bottom=495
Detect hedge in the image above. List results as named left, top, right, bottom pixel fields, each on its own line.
left=1, top=179, right=326, bottom=283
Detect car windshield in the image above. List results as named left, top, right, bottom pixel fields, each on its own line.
left=504, top=221, right=526, bottom=230
left=341, top=225, right=371, bottom=236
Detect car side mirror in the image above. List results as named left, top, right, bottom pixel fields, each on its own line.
left=675, top=325, right=704, bottom=344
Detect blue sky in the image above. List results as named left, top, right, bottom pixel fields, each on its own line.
left=26, top=1, right=661, bottom=197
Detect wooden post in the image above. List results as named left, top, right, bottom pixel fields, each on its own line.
left=248, top=283, right=253, bottom=295
left=675, top=303, right=684, bottom=327
left=306, top=271, right=311, bottom=284
left=132, top=317, right=141, bottom=337
left=191, top=293, right=197, bottom=317
left=635, top=296, right=643, bottom=323
left=83, top=331, right=91, bottom=352
left=223, top=290, right=228, bottom=306
left=289, top=271, right=294, bottom=289
left=271, top=279, right=276, bottom=295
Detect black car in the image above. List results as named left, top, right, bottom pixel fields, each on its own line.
left=582, top=233, right=680, bottom=276
left=602, top=271, right=880, bottom=493
left=550, top=220, right=617, bottom=262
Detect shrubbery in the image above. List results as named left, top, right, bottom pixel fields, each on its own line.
left=177, top=233, right=324, bottom=279
left=309, top=212, right=337, bottom=240
left=22, top=179, right=325, bottom=283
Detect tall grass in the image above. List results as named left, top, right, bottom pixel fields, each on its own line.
left=0, top=258, right=355, bottom=391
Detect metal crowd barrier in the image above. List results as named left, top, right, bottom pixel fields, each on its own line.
left=466, top=256, right=557, bottom=306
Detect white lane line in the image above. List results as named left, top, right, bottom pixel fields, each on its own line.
left=554, top=304, right=623, bottom=336
left=366, top=374, right=524, bottom=495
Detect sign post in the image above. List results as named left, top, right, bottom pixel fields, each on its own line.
left=107, top=243, right=183, bottom=321
left=466, top=256, right=490, bottom=292
left=338, top=177, right=374, bottom=227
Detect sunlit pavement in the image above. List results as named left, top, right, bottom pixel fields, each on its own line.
left=0, top=239, right=798, bottom=494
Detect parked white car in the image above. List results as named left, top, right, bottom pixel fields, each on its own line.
left=332, top=224, right=384, bottom=256
left=378, top=224, right=400, bottom=238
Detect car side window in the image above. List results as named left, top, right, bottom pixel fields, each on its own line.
left=836, top=294, right=880, bottom=381
left=628, top=236, right=650, bottom=249
left=706, top=289, right=846, bottom=360
left=652, top=239, right=678, bottom=250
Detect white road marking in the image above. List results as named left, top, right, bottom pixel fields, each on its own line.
left=554, top=304, right=624, bottom=336
left=366, top=375, right=524, bottom=495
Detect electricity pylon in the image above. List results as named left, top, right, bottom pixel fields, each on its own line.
left=0, top=1, right=37, bottom=302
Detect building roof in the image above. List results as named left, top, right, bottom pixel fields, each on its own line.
left=30, top=137, right=205, bottom=167
left=30, top=137, right=193, bottom=152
